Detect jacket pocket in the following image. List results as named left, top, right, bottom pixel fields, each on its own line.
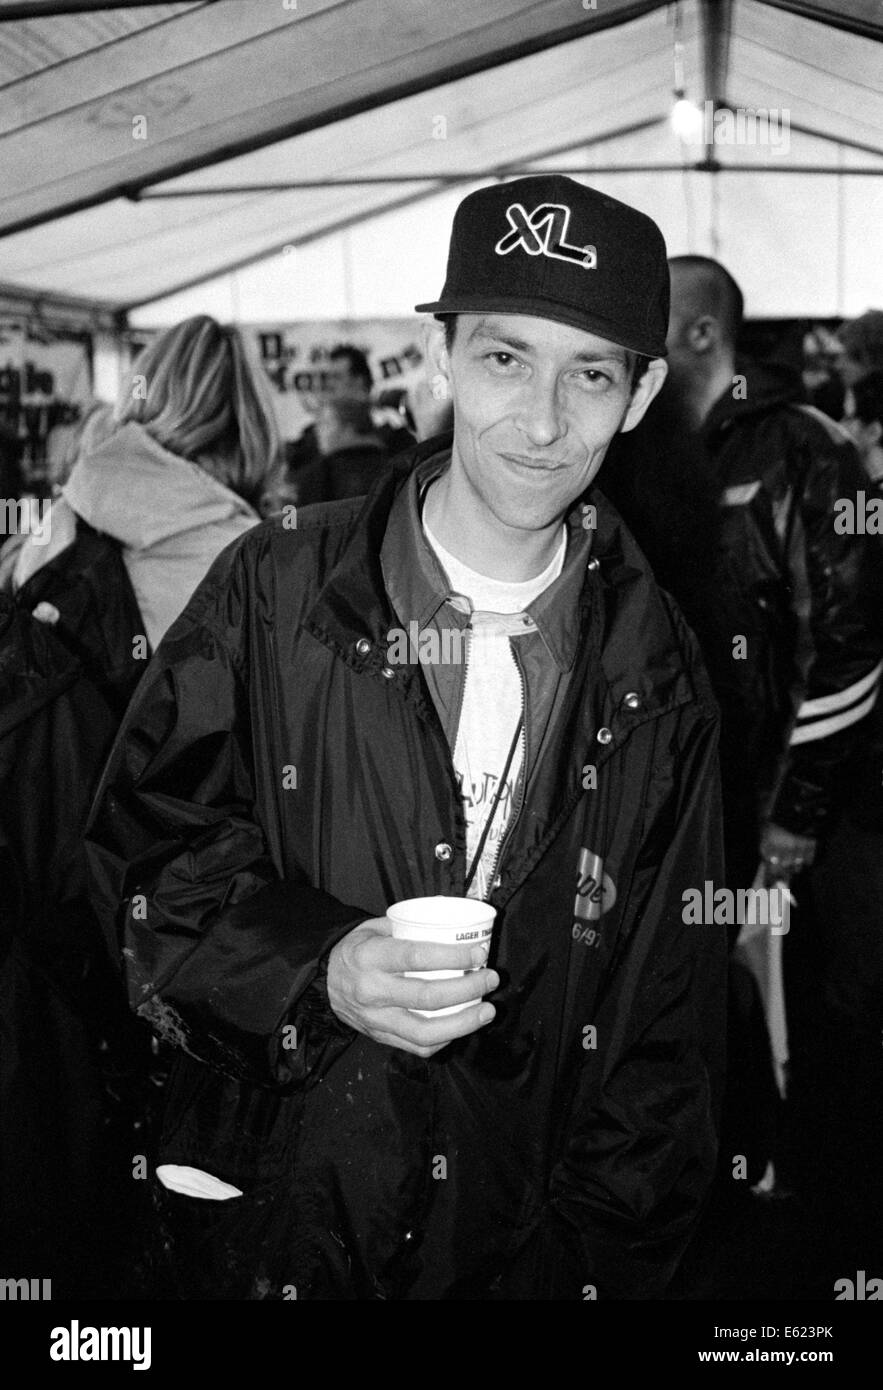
left=158, top=1050, right=303, bottom=1191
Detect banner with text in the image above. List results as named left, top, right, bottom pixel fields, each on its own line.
left=244, top=319, right=425, bottom=438
left=0, top=321, right=92, bottom=482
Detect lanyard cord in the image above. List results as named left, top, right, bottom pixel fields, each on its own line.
left=463, top=711, right=524, bottom=896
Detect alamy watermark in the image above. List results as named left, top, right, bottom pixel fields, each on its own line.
left=1, top=497, right=51, bottom=545
left=833, top=491, right=883, bottom=534
left=682, top=101, right=790, bottom=152
left=0, top=1276, right=51, bottom=1300
left=387, top=620, right=467, bottom=665
left=682, top=881, right=792, bottom=933
left=50, top=1321, right=151, bottom=1370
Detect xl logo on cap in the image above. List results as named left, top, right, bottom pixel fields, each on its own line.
left=495, top=202, right=597, bottom=270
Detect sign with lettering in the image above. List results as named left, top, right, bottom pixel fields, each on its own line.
left=242, top=318, right=423, bottom=438
left=0, top=321, right=92, bottom=483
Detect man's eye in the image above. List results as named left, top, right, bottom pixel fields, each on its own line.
left=580, top=369, right=611, bottom=385
left=487, top=351, right=519, bottom=368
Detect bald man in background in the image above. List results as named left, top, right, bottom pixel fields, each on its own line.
left=666, top=254, right=880, bottom=893
left=665, top=256, right=882, bottom=1227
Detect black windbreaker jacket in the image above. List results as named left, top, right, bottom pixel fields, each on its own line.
left=86, top=448, right=727, bottom=1301
left=0, top=596, right=130, bottom=1276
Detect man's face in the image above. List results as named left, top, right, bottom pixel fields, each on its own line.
left=329, top=360, right=370, bottom=402
left=429, top=313, right=665, bottom=534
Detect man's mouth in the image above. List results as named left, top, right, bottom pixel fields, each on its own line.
left=499, top=452, right=567, bottom=472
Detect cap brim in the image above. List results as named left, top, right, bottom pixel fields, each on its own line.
left=413, top=295, right=667, bottom=359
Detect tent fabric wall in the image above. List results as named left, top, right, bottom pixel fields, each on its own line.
left=0, top=3, right=686, bottom=306
left=0, top=0, right=879, bottom=321
left=0, top=0, right=647, bottom=237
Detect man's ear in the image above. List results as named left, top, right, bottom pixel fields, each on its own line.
left=619, top=358, right=668, bottom=434
left=686, top=314, right=719, bottom=354
left=422, top=319, right=453, bottom=405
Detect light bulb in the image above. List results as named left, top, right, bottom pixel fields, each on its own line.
left=670, top=97, right=703, bottom=144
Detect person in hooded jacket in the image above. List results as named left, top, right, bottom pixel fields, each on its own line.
left=86, top=178, right=728, bottom=1302
left=6, top=315, right=281, bottom=705
left=0, top=317, right=281, bottom=1293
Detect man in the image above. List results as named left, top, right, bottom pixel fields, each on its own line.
left=842, top=369, right=883, bottom=486
left=327, top=342, right=374, bottom=402
left=329, top=342, right=416, bottom=455
left=665, top=256, right=883, bottom=1234
left=293, top=398, right=388, bottom=505
left=665, top=255, right=882, bottom=889
left=87, top=176, right=727, bottom=1301
left=835, top=309, right=883, bottom=389
left=289, top=344, right=414, bottom=479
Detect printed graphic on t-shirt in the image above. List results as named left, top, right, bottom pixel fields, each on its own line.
left=457, top=767, right=517, bottom=844
left=457, top=747, right=523, bottom=900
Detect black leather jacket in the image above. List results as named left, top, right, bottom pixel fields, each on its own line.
left=698, top=362, right=883, bottom=847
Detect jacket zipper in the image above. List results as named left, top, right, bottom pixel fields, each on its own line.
left=449, top=617, right=470, bottom=750
left=482, top=637, right=529, bottom=899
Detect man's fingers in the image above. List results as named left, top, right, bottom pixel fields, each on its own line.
left=373, top=999, right=496, bottom=1054
left=351, top=966, right=498, bottom=1010
left=368, top=934, right=488, bottom=974
left=326, top=918, right=497, bottom=1054
left=381, top=967, right=499, bottom=1011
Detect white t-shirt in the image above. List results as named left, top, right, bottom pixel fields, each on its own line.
left=423, top=521, right=566, bottom=899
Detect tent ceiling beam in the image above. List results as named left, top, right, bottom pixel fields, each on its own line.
left=755, top=0, right=883, bottom=42
left=701, top=0, right=733, bottom=111
left=0, top=278, right=124, bottom=328
left=0, top=0, right=200, bottom=19
left=138, top=166, right=883, bottom=197
left=754, top=116, right=883, bottom=159
left=122, top=114, right=669, bottom=310
left=135, top=116, right=671, bottom=200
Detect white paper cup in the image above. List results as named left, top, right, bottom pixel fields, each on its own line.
left=387, top=895, right=496, bottom=1016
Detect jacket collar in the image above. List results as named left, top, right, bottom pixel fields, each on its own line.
left=379, top=447, right=591, bottom=673
left=704, top=356, right=804, bottom=439
left=303, top=440, right=703, bottom=731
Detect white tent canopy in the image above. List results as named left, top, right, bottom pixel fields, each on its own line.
left=0, top=0, right=880, bottom=324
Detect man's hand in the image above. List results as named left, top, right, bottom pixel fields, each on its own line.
left=327, top=917, right=499, bottom=1057
left=760, top=821, right=817, bottom=881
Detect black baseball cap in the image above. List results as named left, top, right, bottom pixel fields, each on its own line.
left=415, top=174, right=669, bottom=359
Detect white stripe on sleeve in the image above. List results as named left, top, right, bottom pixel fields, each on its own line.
left=790, top=688, right=878, bottom=744
left=794, top=660, right=883, bottom=721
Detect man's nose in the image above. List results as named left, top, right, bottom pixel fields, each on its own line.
left=517, top=374, right=565, bottom=447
